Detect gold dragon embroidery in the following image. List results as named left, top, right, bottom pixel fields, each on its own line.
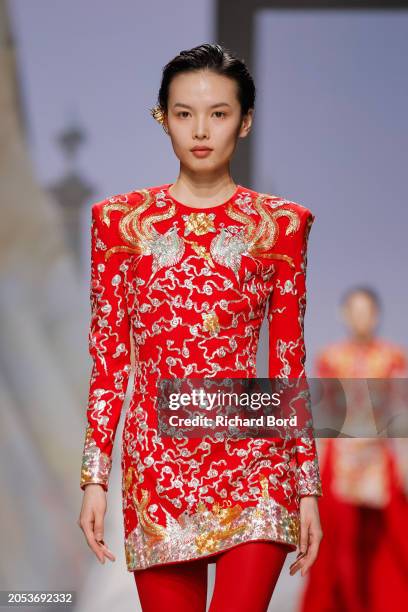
left=98, top=188, right=302, bottom=282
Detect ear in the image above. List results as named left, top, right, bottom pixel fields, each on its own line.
left=239, top=108, right=254, bottom=138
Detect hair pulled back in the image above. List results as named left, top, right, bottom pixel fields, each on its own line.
left=150, top=43, right=255, bottom=127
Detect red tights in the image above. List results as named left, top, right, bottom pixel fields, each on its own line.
left=133, top=540, right=289, bottom=611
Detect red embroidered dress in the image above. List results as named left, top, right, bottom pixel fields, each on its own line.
left=79, top=183, right=322, bottom=571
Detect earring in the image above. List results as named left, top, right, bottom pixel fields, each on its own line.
left=150, top=105, right=168, bottom=134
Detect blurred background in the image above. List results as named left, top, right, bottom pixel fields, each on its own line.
left=0, top=0, right=407, bottom=610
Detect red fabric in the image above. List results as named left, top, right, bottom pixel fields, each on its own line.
left=79, top=184, right=323, bottom=571
left=299, top=439, right=408, bottom=612
left=134, top=540, right=289, bottom=612
left=299, top=338, right=408, bottom=611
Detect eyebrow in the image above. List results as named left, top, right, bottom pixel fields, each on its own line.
left=173, top=102, right=231, bottom=109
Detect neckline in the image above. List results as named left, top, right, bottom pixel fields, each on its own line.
left=164, top=183, right=242, bottom=211
left=347, top=337, right=378, bottom=350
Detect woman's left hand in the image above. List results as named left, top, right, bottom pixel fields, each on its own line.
left=290, top=495, right=323, bottom=577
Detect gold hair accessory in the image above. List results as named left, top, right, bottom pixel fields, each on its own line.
left=149, top=105, right=168, bottom=134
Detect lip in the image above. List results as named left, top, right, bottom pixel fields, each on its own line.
left=191, top=147, right=213, bottom=158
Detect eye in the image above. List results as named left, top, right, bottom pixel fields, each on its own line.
left=213, top=111, right=226, bottom=118
left=177, top=111, right=190, bottom=118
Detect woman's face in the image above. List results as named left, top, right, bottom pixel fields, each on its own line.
left=341, top=292, right=379, bottom=338
left=164, top=69, right=252, bottom=174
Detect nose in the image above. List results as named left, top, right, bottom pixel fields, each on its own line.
left=193, top=117, right=209, bottom=139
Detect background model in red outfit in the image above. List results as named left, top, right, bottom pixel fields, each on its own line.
left=300, top=286, right=408, bottom=612
left=77, top=43, right=323, bottom=611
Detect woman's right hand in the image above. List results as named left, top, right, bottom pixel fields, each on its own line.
left=77, top=483, right=116, bottom=564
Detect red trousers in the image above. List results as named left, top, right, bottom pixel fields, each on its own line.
left=133, top=540, right=290, bottom=611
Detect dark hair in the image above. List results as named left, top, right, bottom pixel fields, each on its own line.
left=156, top=43, right=255, bottom=117
left=340, top=285, right=382, bottom=312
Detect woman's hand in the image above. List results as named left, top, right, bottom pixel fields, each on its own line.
left=290, top=495, right=323, bottom=577
left=77, top=484, right=116, bottom=564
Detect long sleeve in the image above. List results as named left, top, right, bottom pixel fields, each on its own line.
left=80, top=202, right=132, bottom=492
left=267, top=205, right=322, bottom=497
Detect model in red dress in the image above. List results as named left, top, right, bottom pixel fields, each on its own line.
left=300, top=289, right=408, bottom=612
left=79, top=182, right=323, bottom=571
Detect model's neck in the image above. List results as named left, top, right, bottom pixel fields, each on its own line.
left=349, top=334, right=376, bottom=346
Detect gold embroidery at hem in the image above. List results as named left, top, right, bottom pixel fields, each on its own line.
left=125, top=473, right=300, bottom=571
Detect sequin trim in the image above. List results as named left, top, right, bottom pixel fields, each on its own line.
left=125, top=474, right=299, bottom=571
left=296, top=457, right=323, bottom=497
left=80, top=426, right=111, bottom=491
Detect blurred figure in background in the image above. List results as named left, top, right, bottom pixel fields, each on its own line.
left=299, top=286, right=408, bottom=612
